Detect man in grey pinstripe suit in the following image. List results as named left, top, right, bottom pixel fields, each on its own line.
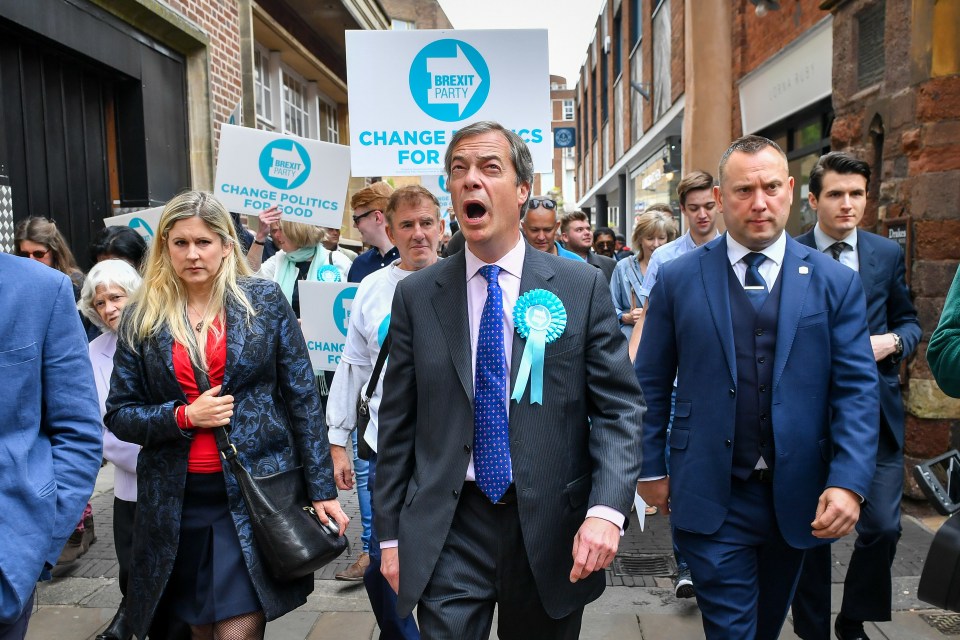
left=375, top=121, right=644, bottom=639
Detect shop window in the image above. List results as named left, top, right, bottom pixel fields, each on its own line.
left=758, top=98, right=834, bottom=236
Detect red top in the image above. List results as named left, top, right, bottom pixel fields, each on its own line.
left=173, top=317, right=227, bottom=474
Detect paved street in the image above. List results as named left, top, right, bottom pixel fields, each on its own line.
left=28, top=464, right=959, bottom=639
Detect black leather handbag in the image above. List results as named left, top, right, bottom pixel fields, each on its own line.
left=190, top=361, right=348, bottom=581
left=355, top=333, right=391, bottom=461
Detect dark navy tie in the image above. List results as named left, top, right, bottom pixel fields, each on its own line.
left=829, top=241, right=848, bottom=261
left=474, top=265, right=511, bottom=502
left=742, top=252, right=769, bottom=312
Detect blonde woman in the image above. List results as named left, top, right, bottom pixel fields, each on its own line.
left=105, top=191, right=348, bottom=640
left=610, top=206, right=677, bottom=341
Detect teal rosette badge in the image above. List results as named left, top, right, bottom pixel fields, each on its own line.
left=510, top=289, right=567, bottom=404
left=315, top=265, right=342, bottom=282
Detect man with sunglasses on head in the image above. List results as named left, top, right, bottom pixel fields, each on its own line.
left=520, top=197, right=580, bottom=261
left=348, top=181, right=400, bottom=284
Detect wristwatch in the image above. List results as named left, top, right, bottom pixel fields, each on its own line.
left=891, top=332, right=903, bottom=363
left=253, top=239, right=266, bottom=246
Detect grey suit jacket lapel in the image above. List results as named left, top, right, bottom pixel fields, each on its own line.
left=431, top=251, right=474, bottom=402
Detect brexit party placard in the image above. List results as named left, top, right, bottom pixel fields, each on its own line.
left=104, top=206, right=165, bottom=243
left=214, top=124, right=351, bottom=228
left=299, top=281, right=359, bottom=372
left=346, top=30, right=551, bottom=177
left=420, top=174, right=452, bottom=223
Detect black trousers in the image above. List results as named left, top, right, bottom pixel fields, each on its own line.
left=114, top=498, right=136, bottom=598
left=417, top=483, right=583, bottom=640
left=0, top=592, right=33, bottom=640
left=791, top=425, right=903, bottom=639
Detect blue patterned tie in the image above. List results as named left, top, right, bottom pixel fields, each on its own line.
left=742, top=252, right=769, bottom=312
left=474, top=264, right=511, bottom=502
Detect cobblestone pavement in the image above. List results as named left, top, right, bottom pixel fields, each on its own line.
left=27, top=464, right=956, bottom=639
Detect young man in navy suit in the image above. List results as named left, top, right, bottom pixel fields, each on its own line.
left=636, top=136, right=880, bottom=639
left=791, top=152, right=921, bottom=640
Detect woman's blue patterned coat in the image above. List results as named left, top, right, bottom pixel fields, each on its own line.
left=105, top=278, right=337, bottom=638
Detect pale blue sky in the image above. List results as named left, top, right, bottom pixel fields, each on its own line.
left=435, top=0, right=604, bottom=85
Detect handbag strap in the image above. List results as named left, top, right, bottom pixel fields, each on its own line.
left=363, top=333, right=392, bottom=400
left=187, top=354, right=239, bottom=464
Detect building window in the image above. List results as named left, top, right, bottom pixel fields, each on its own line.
left=392, top=19, right=415, bottom=30
left=319, top=100, right=340, bottom=144
left=652, top=0, right=672, bottom=119
left=563, top=99, right=574, bottom=121
left=601, top=54, right=609, bottom=123
left=282, top=70, right=309, bottom=137
left=630, top=0, right=642, bottom=50
left=857, top=2, right=885, bottom=89
left=254, top=47, right=273, bottom=129
left=613, top=8, right=622, bottom=78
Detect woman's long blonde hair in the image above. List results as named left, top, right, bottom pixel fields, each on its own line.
left=121, top=191, right=254, bottom=370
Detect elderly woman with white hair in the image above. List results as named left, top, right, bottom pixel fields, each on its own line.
left=78, top=259, right=143, bottom=640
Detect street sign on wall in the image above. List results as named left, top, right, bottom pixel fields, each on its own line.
left=214, top=124, right=351, bottom=228
left=346, top=30, right=552, bottom=177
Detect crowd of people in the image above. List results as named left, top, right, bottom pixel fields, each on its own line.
left=2, top=119, right=960, bottom=640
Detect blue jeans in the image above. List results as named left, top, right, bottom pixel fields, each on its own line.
left=351, top=430, right=372, bottom=553
left=364, top=453, right=421, bottom=640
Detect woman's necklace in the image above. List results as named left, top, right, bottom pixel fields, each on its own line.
left=187, top=299, right=211, bottom=333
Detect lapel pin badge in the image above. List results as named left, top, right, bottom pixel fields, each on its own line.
left=799, top=266, right=809, bottom=275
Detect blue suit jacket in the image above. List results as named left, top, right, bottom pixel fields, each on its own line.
left=0, top=254, right=102, bottom=623
left=635, top=234, right=879, bottom=549
left=795, top=228, right=920, bottom=447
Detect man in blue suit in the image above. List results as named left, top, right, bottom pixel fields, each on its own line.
left=635, top=135, right=880, bottom=639
left=791, top=152, right=921, bottom=640
left=0, top=253, right=103, bottom=637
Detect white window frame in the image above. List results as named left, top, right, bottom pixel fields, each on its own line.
left=563, top=99, right=575, bottom=121
left=318, top=96, right=340, bottom=144
left=392, top=18, right=415, bottom=30
left=254, top=44, right=276, bottom=130
left=281, top=65, right=310, bottom=138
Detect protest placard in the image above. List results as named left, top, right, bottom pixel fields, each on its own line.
left=214, top=124, right=351, bottom=228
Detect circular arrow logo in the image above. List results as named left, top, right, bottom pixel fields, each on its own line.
left=258, top=138, right=311, bottom=190
left=333, top=287, right=357, bottom=337
left=409, top=39, right=490, bottom=122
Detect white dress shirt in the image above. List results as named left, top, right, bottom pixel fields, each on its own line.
left=813, top=224, right=860, bottom=272
left=725, top=231, right=786, bottom=290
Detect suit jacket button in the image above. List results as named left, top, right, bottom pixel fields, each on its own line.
left=725, top=439, right=732, bottom=447
left=464, top=444, right=471, bottom=453
left=452, top=490, right=459, bottom=498
left=757, top=356, right=766, bottom=364
left=755, top=329, right=763, bottom=336
left=729, top=388, right=736, bottom=397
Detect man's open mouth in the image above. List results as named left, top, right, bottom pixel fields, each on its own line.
left=465, top=202, right=487, bottom=219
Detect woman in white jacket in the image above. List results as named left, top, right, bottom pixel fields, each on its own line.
left=78, top=259, right=143, bottom=640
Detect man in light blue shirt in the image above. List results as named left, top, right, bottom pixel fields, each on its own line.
left=520, top=197, right=581, bottom=261
left=638, top=170, right=722, bottom=305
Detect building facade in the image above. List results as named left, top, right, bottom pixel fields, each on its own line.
left=576, top=0, right=960, bottom=491
left=0, top=0, right=387, bottom=265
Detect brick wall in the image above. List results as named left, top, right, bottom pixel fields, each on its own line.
left=166, top=0, right=242, bottom=144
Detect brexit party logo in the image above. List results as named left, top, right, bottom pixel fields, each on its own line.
left=128, top=217, right=154, bottom=241
left=409, top=39, right=490, bottom=122
left=258, top=138, right=312, bottom=190
left=333, top=288, right=358, bottom=337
